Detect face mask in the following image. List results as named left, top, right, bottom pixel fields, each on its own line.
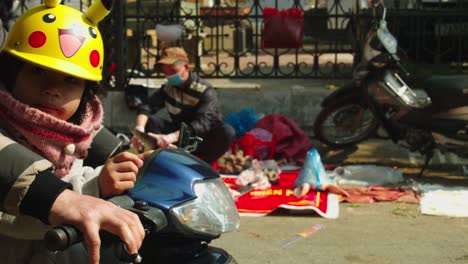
left=166, top=71, right=185, bottom=86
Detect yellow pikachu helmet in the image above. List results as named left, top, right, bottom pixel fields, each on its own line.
left=2, top=0, right=113, bottom=81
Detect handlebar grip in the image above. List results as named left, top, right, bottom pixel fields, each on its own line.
left=44, top=225, right=143, bottom=263
left=44, top=225, right=83, bottom=252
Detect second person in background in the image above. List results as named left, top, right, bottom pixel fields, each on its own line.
left=133, top=47, right=235, bottom=164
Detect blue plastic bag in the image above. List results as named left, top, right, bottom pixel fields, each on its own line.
left=294, top=148, right=331, bottom=191
left=224, top=108, right=259, bottom=138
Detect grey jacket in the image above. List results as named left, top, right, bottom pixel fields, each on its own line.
left=0, top=126, right=121, bottom=234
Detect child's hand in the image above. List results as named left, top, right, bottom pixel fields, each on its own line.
left=99, top=151, right=153, bottom=198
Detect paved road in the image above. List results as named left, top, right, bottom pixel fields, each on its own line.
left=213, top=203, right=468, bottom=264
left=212, top=138, right=468, bottom=264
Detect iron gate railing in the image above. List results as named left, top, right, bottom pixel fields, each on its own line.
left=3, top=0, right=468, bottom=90
left=123, top=0, right=357, bottom=82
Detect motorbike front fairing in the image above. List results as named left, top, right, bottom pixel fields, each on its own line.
left=126, top=148, right=240, bottom=263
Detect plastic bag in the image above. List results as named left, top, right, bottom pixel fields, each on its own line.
left=294, top=148, right=331, bottom=190
left=258, top=159, right=281, bottom=183
left=156, top=24, right=184, bottom=42
left=249, top=128, right=273, bottom=160
left=224, top=108, right=259, bottom=138
left=235, top=160, right=271, bottom=190
left=263, top=7, right=304, bottom=49
left=249, top=128, right=273, bottom=142
left=333, top=165, right=404, bottom=186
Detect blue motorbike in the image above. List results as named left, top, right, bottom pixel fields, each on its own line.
left=44, top=128, right=240, bottom=263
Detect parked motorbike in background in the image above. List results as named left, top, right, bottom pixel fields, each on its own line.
left=313, top=0, right=468, bottom=174
left=44, top=125, right=240, bottom=264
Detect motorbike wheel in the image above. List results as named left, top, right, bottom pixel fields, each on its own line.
left=313, top=100, right=379, bottom=148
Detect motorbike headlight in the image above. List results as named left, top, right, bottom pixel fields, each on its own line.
left=382, top=71, right=430, bottom=108
left=170, top=178, right=240, bottom=237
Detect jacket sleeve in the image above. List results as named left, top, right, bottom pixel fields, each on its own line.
left=0, top=133, right=72, bottom=224
left=189, top=88, right=223, bottom=136
left=137, top=85, right=167, bottom=117
left=0, top=162, right=102, bottom=240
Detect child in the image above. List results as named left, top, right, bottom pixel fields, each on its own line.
left=0, top=1, right=146, bottom=263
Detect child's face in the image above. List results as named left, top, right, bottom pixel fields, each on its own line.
left=13, top=63, right=86, bottom=121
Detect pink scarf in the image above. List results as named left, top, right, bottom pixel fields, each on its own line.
left=0, top=88, right=103, bottom=177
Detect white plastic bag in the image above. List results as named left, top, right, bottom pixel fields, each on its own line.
left=417, top=184, right=468, bottom=217
left=156, top=24, right=184, bottom=42
left=333, top=165, right=404, bottom=186
left=420, top=190, right=468, bottom=217
left=235, top=160, right=271, bottom=190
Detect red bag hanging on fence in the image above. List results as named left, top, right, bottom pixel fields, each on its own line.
left=262, top=7, right=304, bottom=49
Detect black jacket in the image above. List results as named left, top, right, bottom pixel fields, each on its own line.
left=137, top=73, right=223, bottom=136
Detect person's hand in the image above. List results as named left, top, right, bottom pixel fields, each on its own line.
left=99, top=151, right=153, bottom=198
left=130, top=125, right=146, bottom=152
left=48, top=189, right=145, bottom=264
left=147, top=132, right=178, bottom=148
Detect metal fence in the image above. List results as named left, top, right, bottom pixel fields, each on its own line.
left=123, top=0, right=357, bottom=82
left=3, top=0, right=468, bottom=89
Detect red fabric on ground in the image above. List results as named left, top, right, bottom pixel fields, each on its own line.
left=343, top=186, right=419, bottom=203
left=254, top=114, right=312, bottom=165
left=222, top=172, right=339, bottom=218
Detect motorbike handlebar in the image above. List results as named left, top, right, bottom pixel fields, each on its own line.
left=44, top=225, right=143, bottom=263
left=44, top=225, right=82, bottom=252
left=368, top=53, right=410, bottom=77
left=395, top=61, right=410, bottom=77
left=44, top=196, right=167, bottom=263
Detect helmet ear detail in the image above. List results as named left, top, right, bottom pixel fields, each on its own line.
left=44, top=0, right=61, bottom=8
left=86, top=0, right=113, bottom=25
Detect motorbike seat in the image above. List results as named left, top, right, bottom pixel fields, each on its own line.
left=423, top=75, right=468, bottom=110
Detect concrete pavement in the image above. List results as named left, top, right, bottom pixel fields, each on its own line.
left=213, top=202, right=468, bottom=264
left=211, top=137, right=468, bottom=264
